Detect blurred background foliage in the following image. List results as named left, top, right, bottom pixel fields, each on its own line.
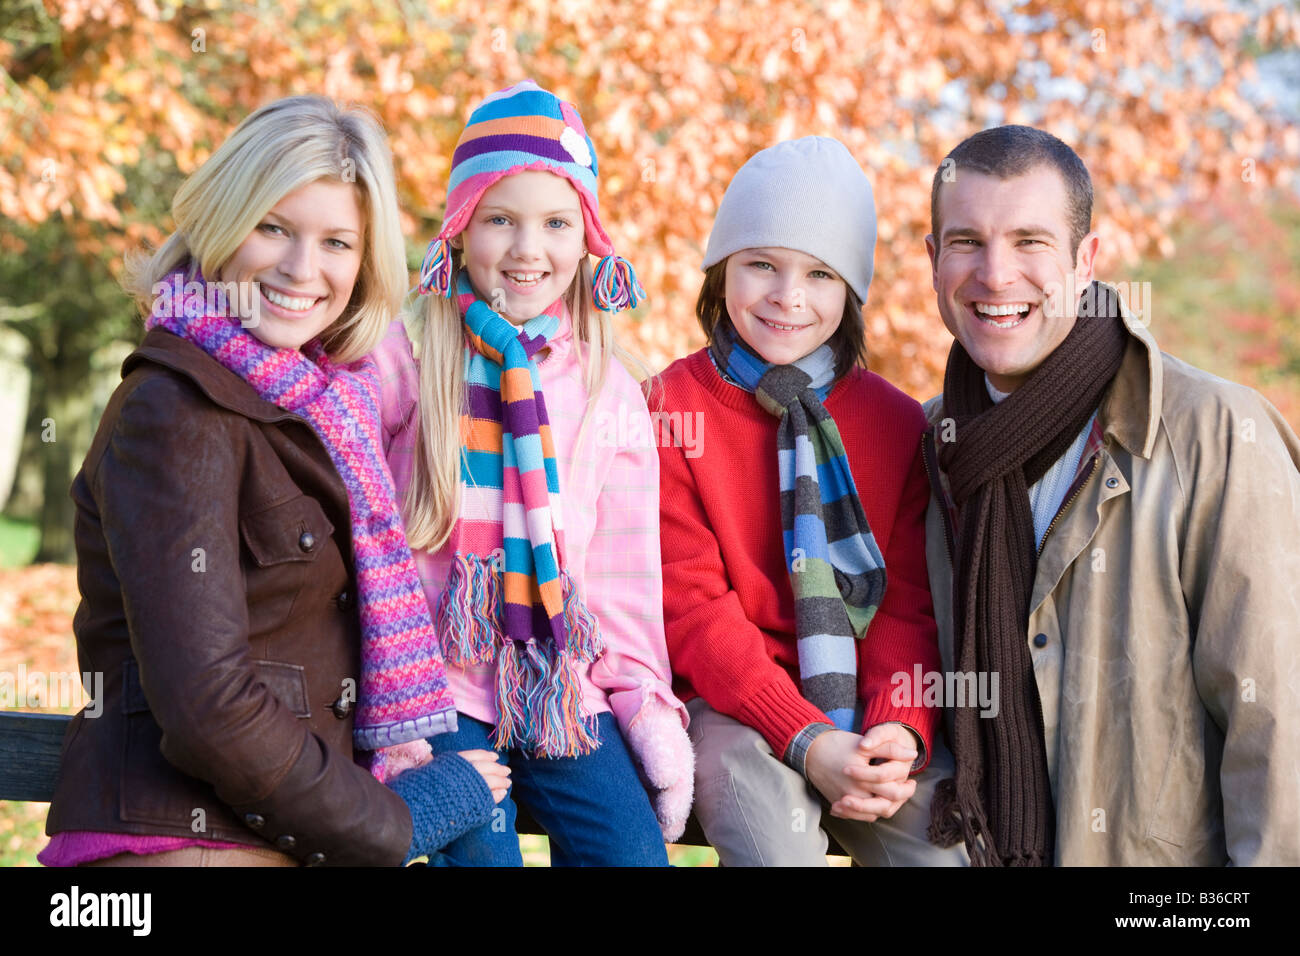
left=1, top=0, right=1298, bottom=865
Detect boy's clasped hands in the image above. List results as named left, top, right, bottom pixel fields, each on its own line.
left=805, top=723, right=920, bottom=822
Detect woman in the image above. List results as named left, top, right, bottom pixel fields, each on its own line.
left=40, top=96, right=507, bottom=868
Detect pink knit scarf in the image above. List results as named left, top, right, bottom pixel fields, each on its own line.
left=146, top=272, right=457, bottom=777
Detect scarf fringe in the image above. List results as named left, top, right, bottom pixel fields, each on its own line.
left=439, top=555, right=606, bottom=757
left=489, top=639, right=602, bottom=757
left=928, top=776, right=1002, bottom=867
left=435, top=552, right=502, bottom=666
left=492, top=638, right=531, bottom=750
left=560, top=568, right=605, bottom=661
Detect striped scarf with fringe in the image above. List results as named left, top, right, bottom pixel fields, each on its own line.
left=435, top=272, right=604, bottom=757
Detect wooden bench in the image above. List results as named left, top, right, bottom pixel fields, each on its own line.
left=0, top=710, right=724, bottom=854
left=0, top=711, right=68, bottom=803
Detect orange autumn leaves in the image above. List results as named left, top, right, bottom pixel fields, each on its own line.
left=3, top=0, right=1299, bottom=397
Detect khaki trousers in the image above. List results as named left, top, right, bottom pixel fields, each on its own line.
left=687, top=697, right=969, bottom=866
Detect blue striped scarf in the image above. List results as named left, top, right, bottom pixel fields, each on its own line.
left=709, top=323, right=886, bottom=729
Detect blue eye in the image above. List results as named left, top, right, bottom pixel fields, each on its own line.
left=747, top=260, right=774, bottom=270
left=546, top=218, right=572, bottom=229
left=258, top=222, right=286, bottom=236
left=325, top=238, right=352, bottom=250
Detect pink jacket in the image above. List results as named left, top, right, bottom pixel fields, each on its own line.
left=372, top=317, right=687, bottom=741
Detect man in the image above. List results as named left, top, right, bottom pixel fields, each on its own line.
left=920, top=125, right=1300, bottom=866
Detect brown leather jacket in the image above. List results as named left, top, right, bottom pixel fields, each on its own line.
left=46, top=328, right=413, bottom=866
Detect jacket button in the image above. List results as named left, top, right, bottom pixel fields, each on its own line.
left=336, top=590, right=353, bottom=611
left=244, top=813, right=266, bottom=830
left=1033, top=633, right=1048, bottom=648
left=331, top=696, right=353, bottom=719
left=299, top=531, right=316, bottom=552
left=1105, top=477, right=1120, bottom=489
left=275, top=834, right=297, bottom=850
left=304, top=852, right=326, bottom=867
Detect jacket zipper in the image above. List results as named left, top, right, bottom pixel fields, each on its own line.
left=924, top=425, right=1103, bottom=562
left=1036, top=455, right=1100, bottom=557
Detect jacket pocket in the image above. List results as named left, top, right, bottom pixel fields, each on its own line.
left=252, top=660, right=311, bottom=718
left=119, top=658, right=240, bottom=831
left=121, top=657, right=310, bottom=719
left=240, top=495, right=336, bottom=568
left=119, top=657, right=313, bottom=830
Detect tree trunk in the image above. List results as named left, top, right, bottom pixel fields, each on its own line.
left=32, top=346, right=94, bottom=564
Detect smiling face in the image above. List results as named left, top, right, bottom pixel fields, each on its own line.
left=219, top=179, right=365, bottom=351
left=457, top=170, right=586, bottom=323
left=926, top=165, right=1099, bottom=392
left=723, top=247, right=848, bottom=366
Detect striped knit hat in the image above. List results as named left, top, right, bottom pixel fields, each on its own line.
left=417, top=80, right=644, bottom=312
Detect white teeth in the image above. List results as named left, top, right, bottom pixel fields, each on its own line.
left=762, top=318, right=803, bottom=331
left=263, top=288, right=317, bottom=311
left=974, top=302, right=1031, bottom=317
left=974, top=302, right=1031, bottom=329
left=506, top=271, right=544, bottom=285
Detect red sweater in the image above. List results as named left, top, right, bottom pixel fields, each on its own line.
left=654, top=349, right=941, bottom=767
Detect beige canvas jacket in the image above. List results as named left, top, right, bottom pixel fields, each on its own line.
left=922, top=292, right=1300, bottom=865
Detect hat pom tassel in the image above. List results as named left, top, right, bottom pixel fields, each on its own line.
left=592, top=255, right=646, bottom=313
left=417, top=238, right=454, bottom=298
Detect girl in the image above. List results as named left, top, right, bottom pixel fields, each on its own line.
left=374, top=81, right=692, bottom=866
left=41, top=95, right=508, bottom=868
left=653, top=137, right=967, bottom=866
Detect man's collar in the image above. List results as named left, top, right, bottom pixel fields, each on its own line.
left=1096, top=282, right=1162, bottom=460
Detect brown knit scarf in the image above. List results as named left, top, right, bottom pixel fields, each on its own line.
left=928, top=282, right=1128, bottom=866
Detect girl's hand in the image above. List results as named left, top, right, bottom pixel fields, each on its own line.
left=457, top=749, right=512, bottom=803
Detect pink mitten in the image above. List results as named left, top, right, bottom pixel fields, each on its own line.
left=625, top=693, right=695, bottom=843
left=370, top=738, right=434, bottom=784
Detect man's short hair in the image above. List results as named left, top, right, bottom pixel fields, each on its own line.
left=930, top=125, right=1094, bottom=257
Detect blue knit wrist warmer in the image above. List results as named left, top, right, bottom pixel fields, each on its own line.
left=389, top=751, right=497, bottom=863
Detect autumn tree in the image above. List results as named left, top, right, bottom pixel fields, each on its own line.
left=2, top=0, right=1297, bottom=560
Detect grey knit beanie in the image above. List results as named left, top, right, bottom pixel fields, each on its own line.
left=702, top=136, right=876, bottom=303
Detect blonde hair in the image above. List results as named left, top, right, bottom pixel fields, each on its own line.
left=402, top=254, right=647, bottom=552
left=123, top=95, right=406, bottom=362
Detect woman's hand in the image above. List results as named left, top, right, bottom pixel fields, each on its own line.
left=457, top=749, right=512, bottom=803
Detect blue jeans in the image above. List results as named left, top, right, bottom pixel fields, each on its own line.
left=425, top=712, right=668, bottom=867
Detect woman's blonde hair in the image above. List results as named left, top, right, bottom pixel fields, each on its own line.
left=401, top=253, right=646, bottom=552
left=123, top=95, right=406, bottom=362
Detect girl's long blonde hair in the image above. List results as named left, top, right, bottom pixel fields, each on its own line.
left=122, top=95, right=407, bottom=362
left=401, top=252, right=647, bottom=552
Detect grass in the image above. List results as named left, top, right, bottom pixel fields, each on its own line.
left=0, top=516, right=39, bottom=568
left=0, top=803, right=49, bottom=867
